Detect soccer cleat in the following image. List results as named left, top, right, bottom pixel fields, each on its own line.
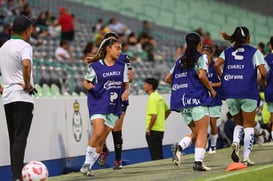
left=98, top=149, right=110, bottom=166
left=208, top=146, right=216, bottom=154
left=171, top=144, right=182, bottom=165
left=86, top=168, right=94, bottom=176
left=193, top=161, right=211, bottom=171
left=242, top=158, right=254, bottom=166
left=113, top=160, right=122, bottom=170
left=231, top=142, right=240, bottom=162
left=258, top=133, right=264, bottom=145
left=80, top=163, right=90, bottom=174
left=263, top=129, right=270, bottom=141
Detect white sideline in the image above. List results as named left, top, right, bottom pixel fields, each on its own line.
left=205, top=164, right=273, bottom=181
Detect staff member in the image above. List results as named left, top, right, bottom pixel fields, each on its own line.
left=0, top=15, right=37, bottom=181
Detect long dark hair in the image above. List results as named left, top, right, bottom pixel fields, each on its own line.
left=86, top=38, right=118, bottom=64
left=179, top=32, right=201, bottom=70
left=221, top=26, right=249, bottom=49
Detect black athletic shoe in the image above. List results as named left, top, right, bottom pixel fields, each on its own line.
left=193, top=161, right=211, bottom=171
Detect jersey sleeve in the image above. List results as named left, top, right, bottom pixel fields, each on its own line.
left=253, top=50, right=265, bottom=67
left=195, top=54, right=208, bottom=73
left=84, top=66, right=97, bottom=83
left=123, top=63, right=129, bottom=83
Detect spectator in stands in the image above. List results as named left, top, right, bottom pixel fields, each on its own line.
left=166, top=32, right=216, bottom=171
left=203, top=32, right=213, bottom=47
left=214, top=26, right=267, bottom=166
left=173, top=45, right=185, bottom=60
left=80, top=38, right=129, bottom=176
left=108, top=18, right=128, bottom=35
left=264, top=36, right=273, bottom=141
left=93, top=25, right=110, bottom=47
left=58, top=6, right=74, bottom=41
left=20, top=3, right=31, bottom=17
left=139, top=20, right=153, bottom=37
left=45, top=10, right=56, bottom=25
left=257, top=42, right=266, bottom=56
left=0, top=23, right=11, bottom=47
left=4, top=0, right=18, bottom=17
left=202, top=45, right=222, bottom=154
left=94, top=18, right=104, bottom=32
left=97, top=32, right=133, bottom=170
left=144, top=77, right=170, bottom=160
left=82, top=41, right=97, bottom=61
left=55, top=40, right=73, bottom=61
left=139, top=32, right=155, bottom=62
left=194, top=27, right=204, bottom=37
left=44, top=10, right=60, bottom=38
left=35, top=11, right=50, bottom=37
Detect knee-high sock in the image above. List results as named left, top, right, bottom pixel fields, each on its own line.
left=210, top=134, right=218, bottom=147
left=178, top=136, right=192, bottom=150
left=255, top=122, right=262, bottom=135
left=112, top=130, right=123, bottom=161
left=89, top=152, right=100, bottom=169
left=194, top=148, right=206, bottom=162
left=233, top=125, right=244, bottom=144
left=84, top=146, right=95, bottom=164
left=243, top=127, right=254, bottom=160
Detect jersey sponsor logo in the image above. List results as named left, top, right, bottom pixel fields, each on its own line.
left=224, top=74, right=244, bottom=81
left=175, top=72, right=187, bottom=78
left=103, top=80, right=123, bottom=90
left=172, top=83, right=188, bottom=90
left=231, top=48, right=245, bottom=60
left=103, top=71, right=121, bottom=78
left=110, top=92, right=118, bottom=102
left=182, top=93, right=201, bottom=106
left=227, top=65, right=245, bottom=69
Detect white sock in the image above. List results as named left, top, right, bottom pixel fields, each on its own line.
left=178, top=136, right=192, bottom=150
left=210, top=134, right=218, bottom=147
left=243, top=127, right=254, bottom=159
left=255, top=122, right=262, bottom=135
left=89, top=152, right=100, bottom=169
left=194, top=148, right=206, bottom=162
left=84, top=146, right=96, bottom=164
left=233, top=125, right=244, bottom=143
left=271, top=131, right=273, bottom=140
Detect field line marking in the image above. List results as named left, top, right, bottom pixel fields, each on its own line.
left=204, top=164, right=273, bottom=181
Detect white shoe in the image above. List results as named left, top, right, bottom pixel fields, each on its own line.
left=258, top=133, right=264, bottom=145
left=242, top=158, right=254, bottom=166
left=80, top=163, right=90, bottom=174
left=263, top=129, right=270, bottom=141
left=231, top=142, right=240, bottom=162
left=208, top=146, right=216, bottom=154
left=171, top=144, right=182, bottom=165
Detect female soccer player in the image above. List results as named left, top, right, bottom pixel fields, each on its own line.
left=214, top=26, right=267, bottom=166
left=166, top=32, right=216, bottom=171
left=80, top=38, right=129, bottom=176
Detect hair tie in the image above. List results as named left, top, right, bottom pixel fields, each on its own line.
left=239, top=27, right=245, bottom=37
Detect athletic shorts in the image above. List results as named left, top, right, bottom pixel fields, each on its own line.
left=180, top=106, right=209, bottom=125
left=226, top=98, right=257, bottom=116
left=267, top=102, right=273, bottom=113
left=90, top=113, right=119, bottom=129
left=209, top=105, right=221, bottom=118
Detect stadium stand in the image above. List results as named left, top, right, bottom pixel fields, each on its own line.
left=1, top=0, right=272, bottom=96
